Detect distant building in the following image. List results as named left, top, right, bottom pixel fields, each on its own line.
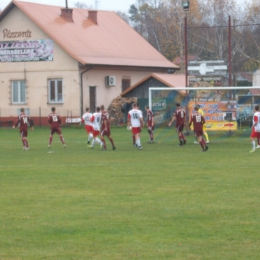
left=173, top=55, right=199, bottom=66
left=236, top=72, right=252, bottom=86
left=253, top=69, right=260, bottom=87
left=173, top=55, right=199, bottom=73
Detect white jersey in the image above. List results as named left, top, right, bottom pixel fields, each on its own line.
left=128, top=109, right=143, bottom=127
left=82, top=112, right=93, bottom=126
left=91, top=112, right=101, bottom=131
left=253, top=111, right=260, bottom=132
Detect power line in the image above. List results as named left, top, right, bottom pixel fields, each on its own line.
left=188, top=23, right=260, bottom=29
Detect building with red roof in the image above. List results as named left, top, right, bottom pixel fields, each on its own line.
left=0, top=0, right=180, bottom=125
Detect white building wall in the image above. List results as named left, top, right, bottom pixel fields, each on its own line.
left=253, top=69, right=260, bottom=87
left=82, top=69, right=151, bottom=111
left=0, top=6, right=80, bottom=118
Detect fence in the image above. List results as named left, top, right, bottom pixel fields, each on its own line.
left=0, top=107, right=81, bottom=127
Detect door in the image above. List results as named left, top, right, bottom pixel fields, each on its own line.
left=89, top=86, right=96, bottom=113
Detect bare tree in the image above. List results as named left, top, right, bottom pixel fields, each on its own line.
left=128, top=0, right=150, bottom=37
left=74, top=2, right=91, bottom=9
left=117, top=11, right=130, bottom=24
left=127, top=0, right=260, bottom=72
left=238, top=0, right=260, bottom=68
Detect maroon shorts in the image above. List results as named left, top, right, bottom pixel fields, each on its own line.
left=20, top=130, right=28, bottom=138
left=132, top=127, right=141, bottom=135
left=85, top=125, right=93, bottom=134
left=101, top=129, right=111, bottom=137
left=194, top=130, right=203, bottom=138
left=51, top=127, right=61, bottom=135
left=176, top=124, right=184, bottom=133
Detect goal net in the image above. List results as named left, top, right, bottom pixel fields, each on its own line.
left=149, top=86, right=260, bottom=135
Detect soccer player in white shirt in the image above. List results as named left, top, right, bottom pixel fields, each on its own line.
left=89, top=107, right=103, bottom=149
left=82, top=107, right=93, bottom=145
left=128, top=103, right=144, bottom=150
left=132, top=103, right=143, bottom=146
left=250, top=105, right=260, bottom=153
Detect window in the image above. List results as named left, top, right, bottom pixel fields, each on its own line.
left=12, top=80, right=26, bottom=104
left=48, top=79, right=63, bottom=103
left=122, top=79, right=131, bottom=92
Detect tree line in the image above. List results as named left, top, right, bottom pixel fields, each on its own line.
left=117, top=0, right=260, bottom=77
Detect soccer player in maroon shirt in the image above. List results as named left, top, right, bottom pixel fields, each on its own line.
left=145, top=105, right=154, bottom=143
left=168, top=103, right=187, bottom=146
left=13, top=107, right=33, bottom=150
left=47, top=107, right=66, bottom=148
left=189, top=105, right=208, bottom=152
left=100, top=105, right=116, bottom=150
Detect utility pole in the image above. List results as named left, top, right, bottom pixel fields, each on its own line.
left=182, top=1, right=189, bottom=90
left=228, top=15, right=232, bottom=87
left=184, top=15, right=188, bottom=90
left=182, top=1, right=190, bottom=133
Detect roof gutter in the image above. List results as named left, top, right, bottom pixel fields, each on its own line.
left=80, top=66, right=93, bottom=116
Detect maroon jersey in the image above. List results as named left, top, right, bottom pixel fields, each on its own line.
left=174, top=108, right=186, bottom=126
left=190, top=112, right=205, bottom=131
left=48, top=112, right=61, bottom=128
left=101, top=111, right=110, bottom=131
left=146, top=109, right=154, bottom=127
left=15, top=113, right=32, bottom=132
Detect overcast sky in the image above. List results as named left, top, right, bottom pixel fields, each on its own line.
left=0, top=0, right=249, bottom=14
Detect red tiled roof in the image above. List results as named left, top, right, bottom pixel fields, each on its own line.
left=1, top=1, right=179, bottom=69
left=238, top=72, right=252, bottom=82
left=121, top=73, right=186, bottom=96
left=249, top=89, right=260, bottom=95
left=173, top=55, right=199, bottom=65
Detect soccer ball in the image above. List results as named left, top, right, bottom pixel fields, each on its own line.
left=127, top=125, right=132, bottom=130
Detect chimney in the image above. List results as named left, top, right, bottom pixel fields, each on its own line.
left=61, top=8, right=73, bottom=22
left=88, top=10, right=98, bottom=24
left=60, top=0, right=73, bottom=22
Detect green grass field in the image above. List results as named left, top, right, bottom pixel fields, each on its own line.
left=0, top=126, right=259, bottom=260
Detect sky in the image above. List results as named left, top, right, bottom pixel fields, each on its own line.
left=0, top=0, right=136, bottom=13
left=0, top=0, right=250, bottom=13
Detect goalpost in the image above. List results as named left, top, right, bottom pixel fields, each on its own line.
left=149, top=86, right=260, bottom=134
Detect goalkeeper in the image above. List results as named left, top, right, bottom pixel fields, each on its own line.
left=196, top=105, right=209, bottom=144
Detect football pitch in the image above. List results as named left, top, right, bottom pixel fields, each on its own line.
left=0, top=126, right=259, bottom=260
